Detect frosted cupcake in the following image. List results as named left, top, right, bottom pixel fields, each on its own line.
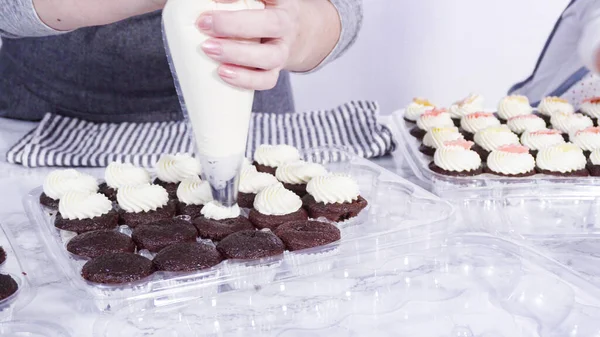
left=304, top=174, right=368, bottom=222
left=403, top=97, right=436, bottom=123
left=100, top=162, right=151, bottom=201
left=520, top=129, right=565, bottom=157
left=536, top=143, right=588, bottom=177
left=117, top=184, right=176, bottom=228
left=587, top=149, right=600, bottom=176
left=55, top=191, right=119, bottom=234
left=237, top=165, right=279, bottom=208
left=429, top=140, right=482, bottom=176
left=485, top=145, right=535, bottom=177
left=192, top=202, right=254, bottom=241
left=420, top=127, right=465, bottom=156
left=507, top=114, right=546, bottom=135
left=249, top=183, right=308, bottom=230
left=459, top=112, right=501, bottom=141
left=448, top=93, right=485, bottom=126
left=176, top=176, right=213, bottom=219
left=571, top=126, right=600, bottom=157
left=154, top=153, right=202, bottom=199
left=253, top=144, right=301, bottom=175
left=40, top=169, right=98, bottom=209
left=472, top=125, right=520, bottom=161
left=410, top=108, right=454, bottom=140
left=497, top=95, right=533, bottom=121
left=579, top=97, right=600, bottom=124
left=537, top=97, right=574, bottom=124
left=550, top=112, right=593, bottom=141
left=275, top=161, right=328, bottom=197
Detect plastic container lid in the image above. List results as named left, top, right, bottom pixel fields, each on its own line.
left=0, top=320, right=71, bottom=337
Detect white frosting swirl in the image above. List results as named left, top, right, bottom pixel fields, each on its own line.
left=550, top=112, right=593, bottom=134
left=487, top=151, right=535, bottom=175
left=520, top=130, right=565, bottom=151
left=155, top=153, right=202, bottom=183
left=176, top=176, right=213, bottom=206
left=473, top=126, right=520, bottom=151
left=200, top=201, right=241, bottom=220
left=571, top=129, right=600, bottom=151
left=497, top=95, right=533, bottom=120
left=404, top=98, right=436, bottom=121
left=43, top=169, right=98, bottom=200
left=239, top=166, right=279, bottom=194
left=538, top=97, right=574, bottom=116
left=253, top=182, right=302, bottom=216
left=105, top=162, right=151, bottom=189
left=433, top=146, right=481, bottom=172
left=536, top=143, right=586, bottom=173
left=590, top=149, right=600, bottom=165
left=422, top=127, right=465, bottom=149
left=306, top=175, right=360, bottom=205
left=460, top=113, right=500, bottom=133
left=253, top=144, right=301, bottom=168
left=580, top=99, right=600, bottom=118
left=275, top=161, right=328, bottom=185
left=117, top=184, right=169, bottom=213
left=59, top=191, right=113, bottom=221
left=416, top=111, right=454, bottom=130
left=507, top=115, right=546, bottom=134
left=448, top=93, right=485, bottom=119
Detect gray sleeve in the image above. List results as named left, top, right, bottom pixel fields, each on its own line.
left=0, top=0, right=67, bottom=38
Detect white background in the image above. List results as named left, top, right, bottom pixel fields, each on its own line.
left=291, top=0, right=571, bottom=114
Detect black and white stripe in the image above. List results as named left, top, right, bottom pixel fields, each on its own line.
left=6, top=101, right=396, bottom=168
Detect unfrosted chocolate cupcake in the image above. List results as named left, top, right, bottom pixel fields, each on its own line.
left=153, top=242, right=223, bottom=272
left=131, top=218, right=198, bottom=253
left=82, top=253, right=154, bottom=284
left=274, top=220, right=341, bottom=251
left=100, top=162, right=151, bottom=201
left=54, top=191, right=119, bottom=233
left=153, top=153, right=202, bottom=199
left=249, top=183, right=308, bottom=230
left=67, top=230, right=135, bottom=259
left=117, top=184, right=176, bottom=228
left=217, top=230, right=285, bottom=260
left=303, top=174, right=368, bottom=222
left=275, top=161, right=328, bottom=197
left=252, top=144, right=301, bottom=176
left=0, top=274, right=18, bottom=301
left=237, top=165, right=278, bottom=208
left=193, top=202, right=254, bottom=241
left=0, top=247, right=5, bottom=265
left=176, top=176, right=213, bottom=219
left=40, top=169, right=98, bottom=209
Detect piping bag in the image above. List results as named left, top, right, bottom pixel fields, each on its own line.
left=162, top=0, right=265, bottom=207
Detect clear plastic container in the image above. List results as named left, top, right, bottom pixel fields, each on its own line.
left=0, top=320, right=71, bottom=336
left=93, top=233, right=600, bottom=337
left=23, top=152, right=454, bottom=312
left=390, top=110, right=600, bottom=238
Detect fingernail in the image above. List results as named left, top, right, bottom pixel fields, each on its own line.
left=202, top=40, right=222, bottom=56
left=218, top=66, right=237, bottom=79
left=197, top=14, right=213, bottom=30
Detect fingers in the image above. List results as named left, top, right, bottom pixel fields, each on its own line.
left=202, top=38, right=288, bottom=71
left=197, top=8, right=290, bottom=39
left=218, top=64, right=280, bottom=91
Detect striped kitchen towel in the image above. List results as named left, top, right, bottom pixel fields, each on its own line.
left=6, top=101, right=395, bottom=168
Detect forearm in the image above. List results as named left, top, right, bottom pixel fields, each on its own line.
left=579, top=2, right=600, bottom=73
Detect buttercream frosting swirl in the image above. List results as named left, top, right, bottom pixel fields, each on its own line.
left=580, top=97, right=600, bottom=118
left=275, top=161, right=328, bottom=185
left=497, top=95, right=533, bottom=120
left=538, top=97, right=574, bottom=116
left=460, top=112, right=501, bottom=134
left=571, top=127, right=600, bottom=152
left=536, top=143, right=586, bottom=173
left=550, top=112, right=593, bottom=134
left=59, top=191, right=113, bottom=221
left=253, top=144, right=301, bottom=168
left=239, top=166, right=279, bottom=194
left=520, top=129, right=565, bottom=151
left=200, top=201, right=241, bottom=220
left=422, top=127, right=465, bottom=149
left=176, top=175, right=213, bottom=206
left=253, top=182, right=302, bottom=215
left=105, top=162, right=151, bottom=189
left=433, top=141, right=481, bottom=172
left=306, top=174, right=360, bottom=205
left=473, top=126, right=520, bottom=152
left=43, top=169, right=98, bottom=200
left=507, top=115, right=546, bottom=134
left=404, top=98, right=436, bottom=121
left=486, top=145, right=535, bottom=175
left=155, top=153, right=202, bottom=183
left=448, top=93, right=485, bottom=119
left=416, top=108, right=454, bottom=131
left=590, top=149, right=600, bottom=165
left=117, top=184, right=169, bottom=213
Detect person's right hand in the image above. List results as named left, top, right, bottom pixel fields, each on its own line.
left=34, top=0, right=167, bottom=31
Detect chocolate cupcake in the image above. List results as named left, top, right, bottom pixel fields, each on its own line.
left=497, top=95, right=534, bottom=122
left=448, top=93, right=485, bottom=126
left=99, top=162, right=151, bottom=201
left=154, top=153, right=202, bottom=199
left=249, top=183, right=308, bottom=230
left=131, top=218, right=198, bottom=253
left=506, top=114, right=546, bottom=136
left=217, top=230, right=285, bottom=260
left=429, top=140, right=483, bottom=176
left=237, top=165, right=278, bottom=208
left=0, top=274, right=18, bottom=301
left=571, top=126, right=600, bottom=157
left=274, top=220, right=341, bottom=251
left=520, top=129, right=565, bottom=157
left=472, top=125, right=520, bottom=161
left=550, top=112, right=593, bottom=142
left=153, top=242, right=223, bottom=272
left=54, top=191, right=119, bottom=233
left=252, top=144, right=301, bottom=175
left=40, top=169, right=98, bottom=209
left=420, top=127, right=465, bottom=156
left=176, top=176, right=213, bottom=219
left=485, top=145, right=536, bottom=177
left=304, top=174, right=368, bottom=222
left=536, top=143, right=589, bottom=176
left=460, top=112, right=501, bottom=141
left=67, top=230, right=136, bottom=259
left=580, top=97, right=600, bottom=125
left=193, top=202, right=254, bottom=241
left=117, top=184, right=176, bottom=228
left=0, top=247, right=5, bottom=265
left=275, top=161, right=328, bottom=197
left=537, top=96, right=575, bottom=125
left=410, top=108, right=454, bottom=140
left=587, top=149, right=600, bottom=176
left=403, top=97, right=436, bottom=123
left=81, top=253, right=154, bottom=284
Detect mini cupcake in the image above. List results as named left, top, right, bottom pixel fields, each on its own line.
left=537, top=96, right=574, bottom=124
left=536, top=143, right=588, bottom=177
left=485, top=144, right=536, bottom=177
left=472, top=125, right=520, bottom=161
left=154, top=153, right=202, bottom=199
left=571, top=127, right=600, bottom=157
left=579, top=97, right=600, bottom=124
left=550, top=112, right=593, bottom=141
left=237, top=165, right=278, bottom=208
left=249, top=183, right=308, bottom=230
left=117, top=184, right=176, bottom=228
left=459, top=112, right=501, bottom=141
left=304, top=174, right=368, bottom=222
left=520, top=129, right=565, bottom=157
left=497, top=95, right=534, bottom=122
left=403, top=97, right=436, bottom=123
left=253, top=144, right=301, bottom=175
left=587, top=149, right=600, bottom=176
left=429, top=140, right=482, bottom=176
left=55, top=191, right=119, bottom=234
left=40, top=169, right=98, bottom=209
left=410, top=108, right=454, bottom=139
left=100, top=162, right=151, bottom=201
left=420, top=127, right=465, bottom=156
left=176, top=176, right=213, bottom=219
left=275, top=161, right=328, bottom=197
left=507, top=114, right=546, bottom=135
left=193, top=201, right=254, bottom=241
left=448, top=93, right=485, bottom=126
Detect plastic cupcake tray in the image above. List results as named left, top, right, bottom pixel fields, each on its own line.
left=0, top=320, right=71, bottom=337
left=92, top=233, right=600, bottom=337
left=389, top=110, right=600, bottom=239
left=23, top=150, right=454, bottom=312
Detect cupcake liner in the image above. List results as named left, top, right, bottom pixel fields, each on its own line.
left=223, top=259, right=283, bottom=290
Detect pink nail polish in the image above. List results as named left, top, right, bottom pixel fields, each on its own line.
left=197, top=14, right=213, bottom=30
left=219, top=66, right=237, bottom=79
left=202, top=40, right=221, bottom=56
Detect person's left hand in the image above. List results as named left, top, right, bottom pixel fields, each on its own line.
left=197, top=0, right=300, bottom=91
